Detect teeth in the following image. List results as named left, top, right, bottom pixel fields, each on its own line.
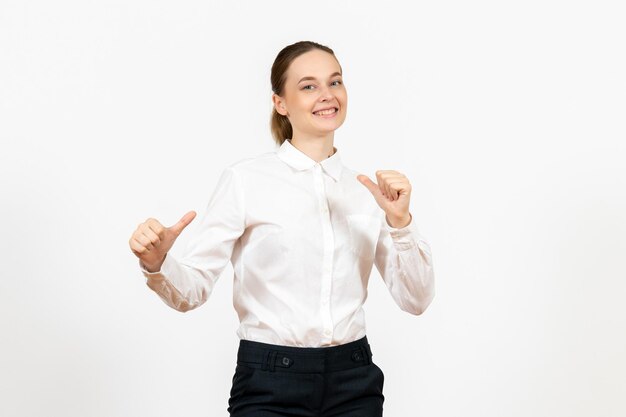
left=314, top=108, right=336, bottom=115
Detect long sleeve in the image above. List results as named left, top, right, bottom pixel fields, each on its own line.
left=139, top=166, right=246, bottom=312
left=373, top=213, right=435, bottom=315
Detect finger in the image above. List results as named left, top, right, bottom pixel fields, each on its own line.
left=169, top=210, right=197, bottom=236
left=140, top=229, right=160, bottom=249
left=356, top=174, right=382, bottom=198
left=389, top=178, right=408, bottom=196
left=135, top=233, right=155, bottom=251
left=129, top=237, right=148, bottom=255
left=145, top=218, right=165, bottom=237
left=387, top=182, right=398, bottom=200
left=376, top=171, right=392, bottom=200
left=383, top=178, right=392, bottom=200
left=381, top=172, right=406, bottom=200
left=142, top=227, right=161, bottom=246
left=391, top=180, right=409, bottom=200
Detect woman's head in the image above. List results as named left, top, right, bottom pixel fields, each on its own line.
left=270, top=41, right=348, bottom=146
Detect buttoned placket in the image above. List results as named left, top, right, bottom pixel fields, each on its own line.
left=313, top=163, right=334, bottom=345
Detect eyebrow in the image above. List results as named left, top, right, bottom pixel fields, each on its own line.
left=298, top=71, right=342, bottom=84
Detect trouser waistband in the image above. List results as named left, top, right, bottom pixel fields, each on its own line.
left=236, top=335, right=373, bottom=373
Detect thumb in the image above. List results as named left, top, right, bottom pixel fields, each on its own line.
left=357, top=174, right=381, bottom=197
left=169, top=210, right=197, bottom=236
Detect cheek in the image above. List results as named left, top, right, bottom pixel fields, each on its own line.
left=335, top=92, right=347, bottom=108
left=294, top=97, right=315, bottom=115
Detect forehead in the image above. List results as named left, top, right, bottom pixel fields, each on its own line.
left=287, top=50, right=341, bottom=82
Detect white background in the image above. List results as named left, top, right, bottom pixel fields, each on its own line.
left=1, top=1, right=624, bottom=416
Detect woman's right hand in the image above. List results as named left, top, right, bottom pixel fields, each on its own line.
left=129, top=211, right=197, bottom=272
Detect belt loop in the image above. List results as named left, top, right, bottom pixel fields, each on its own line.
left=262, top=350, right=270, bottom=371
left=361, top=345, right=371, bottom=365
left=269, top=351, right=277, bottom=372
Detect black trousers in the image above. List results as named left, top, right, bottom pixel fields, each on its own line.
left=227, top=335, right=384, bottom=416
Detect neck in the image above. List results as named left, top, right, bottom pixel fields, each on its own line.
left=289, top=131, right=336, bottom=162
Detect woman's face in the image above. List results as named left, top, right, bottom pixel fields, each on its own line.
left=273, top=49, right=348, bottom=138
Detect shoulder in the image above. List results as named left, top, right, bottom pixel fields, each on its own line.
left=226, top=147, right=287, bottom=176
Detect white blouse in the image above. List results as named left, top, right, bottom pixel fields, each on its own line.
left=140, top=139, right=435, bottom=347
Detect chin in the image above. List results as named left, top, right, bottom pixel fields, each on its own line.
left=317, top=121, right=344, bottom=132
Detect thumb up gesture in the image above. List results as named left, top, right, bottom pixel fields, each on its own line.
left=357, top=170, right=412, bottom=228
left=129, top=211, right=197, bottom=272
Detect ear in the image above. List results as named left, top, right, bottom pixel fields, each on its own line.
left=272, top=93, right=288, bottom=117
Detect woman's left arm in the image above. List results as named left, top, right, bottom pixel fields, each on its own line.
left=357, top=171, right=435, bottom=315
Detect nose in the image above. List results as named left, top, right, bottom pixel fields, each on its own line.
left=318, top=84, right=335, bottom=102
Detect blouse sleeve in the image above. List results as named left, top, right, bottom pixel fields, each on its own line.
left=139, top=166, right=246, bottom=312
left=373, top=213, right=435, bottom=315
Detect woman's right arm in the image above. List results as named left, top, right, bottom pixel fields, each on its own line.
left=130, top=166, right=246, bottom=312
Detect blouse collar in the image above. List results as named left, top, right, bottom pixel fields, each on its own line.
left=277, top=139, right=343, bottom=182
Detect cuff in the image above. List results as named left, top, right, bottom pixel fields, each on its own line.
left=139, top=253, right=176, bottom=281
left=384, top=213, right=420, bottom=251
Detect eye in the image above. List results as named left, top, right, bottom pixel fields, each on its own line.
left=301, top=80, right=343, bottom=91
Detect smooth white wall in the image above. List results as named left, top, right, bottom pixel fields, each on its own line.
left=1, top=1, right=624, bottom=416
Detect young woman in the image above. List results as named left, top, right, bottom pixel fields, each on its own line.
left=129, top=40, right=435, bottom=417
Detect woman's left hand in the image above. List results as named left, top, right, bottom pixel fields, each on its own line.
left=357, top=170, right=412, bottom=228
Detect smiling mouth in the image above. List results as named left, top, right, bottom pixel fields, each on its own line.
left=313, top=107, right=338, bottom=116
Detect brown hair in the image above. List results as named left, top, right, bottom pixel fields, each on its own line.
left=270, top=41, right=341, bottom=146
